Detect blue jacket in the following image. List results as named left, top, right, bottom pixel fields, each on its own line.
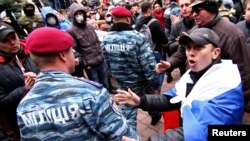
left=41, top=6, right=71, bottom=31
left=165, top=60, right=244, bottom=141
left=101, top=23, right=160, bottom=95
left=17, top=70, right=140, bottom=141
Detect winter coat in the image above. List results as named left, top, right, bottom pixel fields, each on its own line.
left=41, top=6, right=71, bottom=31
left=168, top=18, right=195, bottom=55
left=18, top=2, right=44, bottom=33
left=0, top=41, right=39, bottom=138
left=135, top=16, right=168, bottom=54
left=101, top=23, right=160, bottom=95
left=236, top=20, right=250, bottom=46
left=17, top=70, right=140, bottom=141
left=67, top=4, right=104, bottom=67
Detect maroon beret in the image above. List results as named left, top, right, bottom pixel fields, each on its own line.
left=26, top=27, right=74, bottom=53
left=111, top=6, right=131, bottom=17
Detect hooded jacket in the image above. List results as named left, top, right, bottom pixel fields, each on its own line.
left=67, top=4, right=104, bottom=67
left=41, top=6, right=71, bottom=31
left=18, top=2, right=44, bottom=33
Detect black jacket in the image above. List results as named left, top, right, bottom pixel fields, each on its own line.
left=168, top=18, right=195, bottom=55
left=0, top=42, right=39, bottom=138
left=135, top=16, right=169, bottom=54
left=138, top=60, right=217, bottom=112
left=236, top=20, right=250, bottom=46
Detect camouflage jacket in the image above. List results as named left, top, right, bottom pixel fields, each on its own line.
left=18, top=15, right=44, bottom=33
left=17, top=70, right=140, bottom=141
left=101, top=23, right=160, bottom=96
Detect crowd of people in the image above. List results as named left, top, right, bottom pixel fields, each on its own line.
left=0, top=0, right=250, bottom=141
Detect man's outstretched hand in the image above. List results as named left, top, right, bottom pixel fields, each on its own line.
left=113, top=88, right=140, bottom=106
left=155, top=60, right=171, bottom=73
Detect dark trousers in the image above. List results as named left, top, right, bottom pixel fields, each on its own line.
left=85, top=60, right=109, bottom=90
left=153, top=51, right=166, bottom=88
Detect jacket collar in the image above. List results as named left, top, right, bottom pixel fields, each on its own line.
left=110, top=22, right=133, bottom=31
left=201, top=14, right=221, bottom=28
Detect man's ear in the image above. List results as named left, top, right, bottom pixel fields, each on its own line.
left=58, top=51, right=67, bottom=62
left=126, top=17, right=131, bottom=23
left=212, top=48, right=221, bottom=60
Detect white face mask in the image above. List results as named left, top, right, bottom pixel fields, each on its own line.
left=106, top=16, right=112, bottom=22
left=47, top=17, right=56, bottom=25
left=75, top=15, right=84, bottom=23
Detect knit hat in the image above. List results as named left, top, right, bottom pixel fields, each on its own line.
left=179, top=28, right=220, bottom=47
left=111, top=6, right=132, bottom=17
left=26, top=27, right=74, bottom=53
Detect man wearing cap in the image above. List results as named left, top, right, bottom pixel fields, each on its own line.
left=115, top=28, right=244, bottom=141
left=16, top=27, right=141, bottom=141
left=156, top=0, right=250, bottom=114
left=0, top=22, right=39, bottom=140
left=101, top=6, right=160, bottom=129
left=67, top=3, right=109, bottom=90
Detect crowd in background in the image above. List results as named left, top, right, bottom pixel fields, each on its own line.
left=0, top=0, right=246, bottom=39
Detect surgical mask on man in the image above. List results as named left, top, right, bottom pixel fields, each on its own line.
left=47, top=17, right=56, bottom=25
left=75, top=15, right=84, bottom=23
